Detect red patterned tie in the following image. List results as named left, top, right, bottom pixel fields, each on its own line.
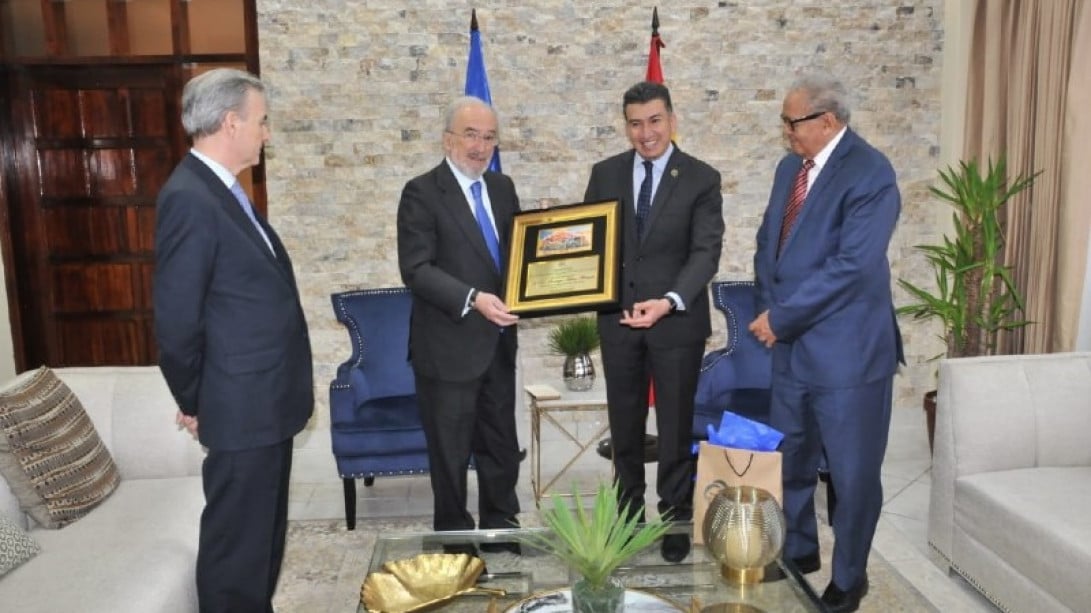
left=778, top=159, right=815, bottom=254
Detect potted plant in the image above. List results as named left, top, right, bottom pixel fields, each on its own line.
left=548, top=315, right=600, bottom=391
left=897, top=156, right=1038, bottom=451
left=521, top=482, right=673, bottom=612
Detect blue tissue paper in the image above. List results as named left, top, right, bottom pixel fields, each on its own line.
left=706, top=410, right=784, bottom=452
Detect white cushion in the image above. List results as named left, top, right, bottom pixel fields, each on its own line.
left=0, top=477, right=203, bottom=613
left=956, top=466, right=1091, bottom=612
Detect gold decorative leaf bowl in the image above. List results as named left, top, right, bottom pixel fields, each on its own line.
left=361, top=553, right=502, bottom=612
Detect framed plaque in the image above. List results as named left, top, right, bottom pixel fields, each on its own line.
left=503, top=199, right=621, bottom=317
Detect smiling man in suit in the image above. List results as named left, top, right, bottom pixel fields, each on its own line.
left=397, top=96, right=522, bottom=539
left=749, top=74, right=903, bottom=613
left=154, top=68, right=313, bottom=612
left=583, top=81, right=724, bottom=563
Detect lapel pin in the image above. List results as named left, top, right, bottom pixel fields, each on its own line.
left=670, top=168, right=679, bottom=178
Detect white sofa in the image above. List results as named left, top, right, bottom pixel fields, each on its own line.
left=0, top=366, right=205, bottom=613
left=928, top=352, right=1091, bottom=613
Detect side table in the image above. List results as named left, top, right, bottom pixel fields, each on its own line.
left=523, top=382, right=610, bottom=507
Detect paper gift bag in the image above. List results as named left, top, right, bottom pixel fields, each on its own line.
left=692, top=441, right=782, bottom=544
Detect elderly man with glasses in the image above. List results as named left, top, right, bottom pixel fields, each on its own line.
left=749, top=74, right=904, bottom=613
left=397, top=96, right=522, bottom=551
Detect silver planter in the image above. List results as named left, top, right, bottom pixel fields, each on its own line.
left=562, top=352, right=595, bottom=391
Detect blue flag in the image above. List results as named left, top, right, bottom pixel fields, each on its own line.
left=465, top=9, right=502, bottom=173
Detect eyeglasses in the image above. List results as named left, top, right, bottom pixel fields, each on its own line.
left=446, top=129, right=499, bottom=147
left=780, top=111, right=826, bottom=131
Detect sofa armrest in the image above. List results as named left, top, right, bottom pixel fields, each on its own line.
left=54, top=367, right=205, bottom=480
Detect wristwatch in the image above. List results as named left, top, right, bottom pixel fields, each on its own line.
left=469, top=289, right=480, bottom=308
left=664, top=295, right=678, bottom=311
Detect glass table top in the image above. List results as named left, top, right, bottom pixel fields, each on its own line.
left=359, top=523, right=824, bottom=612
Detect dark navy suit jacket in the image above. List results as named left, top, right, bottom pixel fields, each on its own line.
left=584, top=147, right=724, bottom=348
left=397, top=161, right=520, bottom=382
left=154, top=154, right=314, bottom=451
left=754, top=128, right=904, bottom=388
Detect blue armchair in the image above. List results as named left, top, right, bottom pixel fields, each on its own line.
left=692, top=280, right=773, bottom=440
left=329, top=287, right=428, bottom=529
left=693, top=281, right=837, bottom=521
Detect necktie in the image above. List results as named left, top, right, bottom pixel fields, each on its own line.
left=230, top=182, right=274, bottom=254
left=778, top=159, right=815, bottom=254
left=471, top=181, right=501, bottom=271
left=635, top=160, right=654, bottom=239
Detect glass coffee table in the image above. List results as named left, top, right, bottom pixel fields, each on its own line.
left=360, top=523, right=824, bottom=612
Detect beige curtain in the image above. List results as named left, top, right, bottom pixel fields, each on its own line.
left=963, top=0, right=1089, bottom=353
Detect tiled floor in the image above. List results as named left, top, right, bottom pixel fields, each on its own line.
left=287, top=380, right=999, bottom=612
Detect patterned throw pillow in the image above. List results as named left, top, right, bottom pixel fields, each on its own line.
left=0, top=512, right=40, bottom=576
left=0, top=367, right=121, bottom=528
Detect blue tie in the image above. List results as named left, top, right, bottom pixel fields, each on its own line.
left=636, top=160, right=653, bottom=239
left=230, top=182, right=274, bottom=254
left=471, top=181, right=501, bottom=271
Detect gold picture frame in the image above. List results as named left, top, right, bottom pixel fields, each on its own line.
left=503, top=199, right=621, bottom=317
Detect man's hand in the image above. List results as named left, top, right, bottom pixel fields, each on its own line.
left=748, top=310, right=777, bottom=348
left=473, top=290, right=520, bottom=327
left=619, top=298, right=672, bottom=329
left=175, top=410, right=199, bottom=440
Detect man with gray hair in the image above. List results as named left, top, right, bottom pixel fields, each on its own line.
left=155, top=68, right=313, bottom=611
left=397, top=96, right=522, bottom=547
left=749, top=74, right=903, bottom=613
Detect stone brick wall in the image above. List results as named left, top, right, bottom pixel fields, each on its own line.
left=257, top=0, right=945, bottom=435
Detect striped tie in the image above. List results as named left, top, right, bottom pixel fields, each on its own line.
left=778, top=159, right=815, bottom=254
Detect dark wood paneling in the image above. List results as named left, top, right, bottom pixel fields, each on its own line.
left=7, top=64, right=178, bottom=367
left=106, top=0, right=130, bottom=56
left=57, top=319, right=146, bottom=365
left=129, top=88, right=169, bottom=136
left=80, top=89, right=129, bottom=137
left=43, top=207, right=126, bottom=256
left=89, top=148, right=137, bottom=196
left=1, top=1, right=261, bottom=369
left=51, top=262, right=137, bottom=312
left=39, top=0, right=68, bottom=57
left=33, top=89, right=81, bottom=138
left=38, top=149, right=89, bottom=197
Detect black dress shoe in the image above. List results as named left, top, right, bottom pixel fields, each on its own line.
left=820, top=576, right=869, bottom=613
left=660, top=533, right=690, bottom=562
left=595, top=435, right=659, bottom=462
left=791, top=551, right=821, bottom=574
left=480, top=541, right=522, bottom=555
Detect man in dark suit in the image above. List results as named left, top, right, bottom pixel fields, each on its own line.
left=583, top=81, right=724, bottom=562
left=154, top=68, right=313, bottom=612
left=397, top=96, right=522, bottom=536
left=749, top=74, right=903, bottom=613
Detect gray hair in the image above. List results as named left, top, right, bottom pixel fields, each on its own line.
left=790, top=74, right=851, bottom=124
left=181, top=68, right=265, bottom=138
left=443, top=96, right=497, bottom=132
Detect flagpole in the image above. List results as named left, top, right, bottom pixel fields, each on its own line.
left=464, top=9, right=502, bottom=173
left=646, top=7, right=665, bottom=84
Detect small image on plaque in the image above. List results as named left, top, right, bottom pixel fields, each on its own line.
left=535, top=224, right=594, bottom=257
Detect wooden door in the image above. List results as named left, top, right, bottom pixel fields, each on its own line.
left=4, top=64, right=184, bottom=367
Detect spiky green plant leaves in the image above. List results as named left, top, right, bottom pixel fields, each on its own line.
left=548, top=316, right=600, bottom=357
left=520, top=482, right=673, bottom=590
left=897, top=157, right=1038, bottom=358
